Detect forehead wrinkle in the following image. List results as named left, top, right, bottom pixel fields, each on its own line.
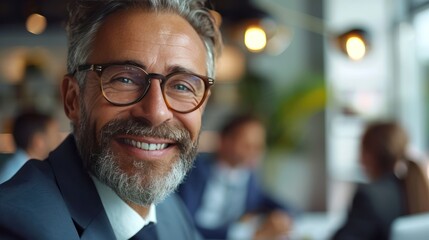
left=129, top=34, right=197, bottom=57
left=125, top=44, right=204, bottom=75
left=159, top=30, right=202, bottom=49
left=93, top=11, right=206, bottom=74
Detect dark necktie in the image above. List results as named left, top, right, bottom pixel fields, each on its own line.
left=129, top=222, right=159, bottom=240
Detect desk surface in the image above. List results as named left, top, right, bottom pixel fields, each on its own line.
left=289, top=212, right=344, bottom=240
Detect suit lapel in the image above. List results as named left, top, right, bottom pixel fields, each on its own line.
left=156, top=194, right=190, bottom=240
left=48, top=135, right=115, bottom=239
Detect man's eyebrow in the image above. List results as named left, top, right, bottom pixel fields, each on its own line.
left=120, top=60, right=147, bottom=69
left=168, top=65, right=200, bottom=75
left=93, top=60, right=147, bottom=69
left=101, top=61, right=204, bottom=75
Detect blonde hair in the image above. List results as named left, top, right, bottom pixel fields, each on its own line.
left=404, top=160, right=429, bottom=214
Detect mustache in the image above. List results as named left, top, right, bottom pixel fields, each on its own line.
left=99, top=118, right=193, bottom=152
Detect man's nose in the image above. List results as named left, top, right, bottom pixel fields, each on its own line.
left=129, top=79, right=173, bottom=126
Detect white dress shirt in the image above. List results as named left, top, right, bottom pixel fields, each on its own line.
left=91, top=176, right=157, bottom=240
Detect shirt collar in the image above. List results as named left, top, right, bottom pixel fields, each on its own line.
left=214, top=161, right=251, bottom=186
left=15, top=148, right=30, bottom=161
left=91, top=176, right=157, bottom=240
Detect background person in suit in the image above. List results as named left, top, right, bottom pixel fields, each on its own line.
left=332, top=121, right=429, bottom=240
left=178, top=114, right=296, bottom=240
left=0, top=111, right=60, bottom=184
left=0, top=0, right=222, bottom=239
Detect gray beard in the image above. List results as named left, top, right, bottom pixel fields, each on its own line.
left=75, top=105, right=198, bottom=206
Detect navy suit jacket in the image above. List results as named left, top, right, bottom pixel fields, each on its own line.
left=177, top=153, right=295, bottom=239
left=0, top=135, right=201, bottom=240
left=332, top=174, right=407, bottom=240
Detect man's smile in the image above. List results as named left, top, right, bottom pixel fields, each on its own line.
left=123, top=138, right=169, bottom=151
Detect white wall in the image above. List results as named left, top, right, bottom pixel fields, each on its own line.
left=324, top=0, right=399, bottom=213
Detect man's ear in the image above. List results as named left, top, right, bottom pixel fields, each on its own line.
left=62, top=75, right=80, bottom=123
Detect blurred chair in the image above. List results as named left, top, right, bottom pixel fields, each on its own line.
left=390, top=213, right=429, bottom=240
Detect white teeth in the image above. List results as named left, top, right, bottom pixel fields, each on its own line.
left=125, top=139, right=168, bottom=151
left=142, top=142, right=149, bottom=149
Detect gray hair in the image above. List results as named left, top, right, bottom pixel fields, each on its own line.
left=66, top=0, right=222, bottom=86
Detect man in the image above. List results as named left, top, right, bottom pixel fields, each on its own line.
left=0, top=0, right=221, bottom=239
left=0, top=111, right=60, bottom=184
left=178, top=114, right=296, bottom=240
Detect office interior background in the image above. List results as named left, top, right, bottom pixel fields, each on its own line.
left=0, top=0, right=429, bottom=238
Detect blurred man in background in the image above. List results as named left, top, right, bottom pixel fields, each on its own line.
left=0, top=111, right=60, bottom=184
left=178, top=113, right=296, bottom=240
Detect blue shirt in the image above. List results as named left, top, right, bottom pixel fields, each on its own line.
left=0, top=149, right=29, bottom=184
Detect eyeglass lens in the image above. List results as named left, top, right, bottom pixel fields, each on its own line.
left=100, top=65, right=206, bottom=112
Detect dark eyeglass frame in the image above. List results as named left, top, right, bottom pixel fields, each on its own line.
left=72, top=62, right=215, bottom=113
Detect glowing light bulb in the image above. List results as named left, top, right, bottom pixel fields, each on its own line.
left=244, top=26, right=267, bottom=52
left=26, top=13, right=47, bottom=35
left=345, top=36, right=366, bottom=60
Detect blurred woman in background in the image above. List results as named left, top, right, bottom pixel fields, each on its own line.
left=332, top=121, right=429, bottom=240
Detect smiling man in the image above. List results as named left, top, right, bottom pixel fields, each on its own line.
left=0, top=1, right=221, bottom=239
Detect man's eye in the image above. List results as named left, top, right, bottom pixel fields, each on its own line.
left=112, top=77, right=135, bottom=84
left=173, top=83, right=192, bottom=92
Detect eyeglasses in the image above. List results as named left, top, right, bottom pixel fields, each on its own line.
left=73, top=63, right=214, bottom=113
